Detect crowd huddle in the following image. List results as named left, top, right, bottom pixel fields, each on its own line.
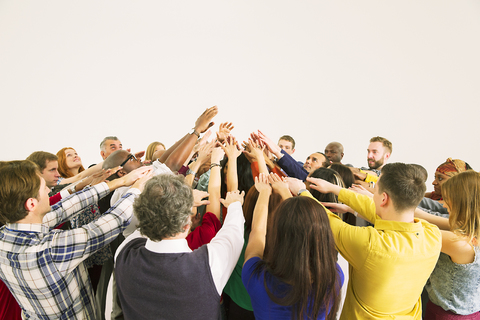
left=0, top=106, right=479, bottom=320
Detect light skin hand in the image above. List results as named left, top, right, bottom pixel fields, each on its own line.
left=195, top=140, right=215, bottom=165
left=254, top=173, right=272, bottom=195
left=220, top=136, right=242, bottom=160
left=306, top=177, right=341, bottom=195
left=194, top=106, right=218, bottom=133
left=268, top=173, right=291, bottom=199
left=246, top=138, right=265, bottom=162
left=86, top=166, right=121, bottom=187
left=216, top=122, right=234, bottom=143
left=256, top=130, right=282, bottom=158
left=192, top=189, right=210, bottom=207
left=349, top=184, right=373, bottom=197
left=121, top=166, right=154, bottom=187
left=130, top=168, right=154, bottom=192
left=242, top=140, right=257, bottom=163
left=321, top=202, right=354, bottom=214
left=353, top=170, right=367, bottom=181
left=193, top=130, right=213, bottom=154
left=210, top=146, right=225, bottom=164
left=220, top=190, right=245, bottom=208
left=286, top=177, right=306, bottom=196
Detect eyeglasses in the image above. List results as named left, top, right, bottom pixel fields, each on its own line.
left=119, top=154, right=137, bottom=167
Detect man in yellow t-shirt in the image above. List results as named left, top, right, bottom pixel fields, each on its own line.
left=294, top=162, right=441, bottom=319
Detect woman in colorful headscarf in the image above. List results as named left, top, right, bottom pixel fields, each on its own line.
left=426, top=158, right=472, bottom=200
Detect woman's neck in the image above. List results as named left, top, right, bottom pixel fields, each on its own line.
left=69, top=167, right=80, bottom=176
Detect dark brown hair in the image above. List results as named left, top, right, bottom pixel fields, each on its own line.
left=253, top=196, right=341, bottom=320
left=0, top=160, right=41, bottom=224
left=26, top=151, right=58, bottom=171
left=377, top=163, right=426, bottom=212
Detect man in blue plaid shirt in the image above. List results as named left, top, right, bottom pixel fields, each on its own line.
left=0, top=160, right=152, bottom=319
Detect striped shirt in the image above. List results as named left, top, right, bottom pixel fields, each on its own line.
left=0, top=182, right=139, bottom=319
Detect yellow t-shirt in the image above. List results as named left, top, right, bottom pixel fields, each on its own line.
left=301, top=189, right=441, bottom=319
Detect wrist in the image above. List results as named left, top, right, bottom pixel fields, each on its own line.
left=190, top=128, right=200, bottom=138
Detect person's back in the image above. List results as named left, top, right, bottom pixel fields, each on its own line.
left=116, top=238, right=220, bottom=319
left=336, top=204, right=441, bottom=318
left=242, top=174, right=343, bottom=320
left=115, top=174, right=245, bottom=320
left=304, top=163, right=442, bottom=319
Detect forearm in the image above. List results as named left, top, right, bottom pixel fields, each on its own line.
left=163, top=134, right=197, bottom=172
left=338, top=189, right=378, bottom=222
left=44, top=182, right=110, bottom=228
left=61, top=189, right=140, bottom=272
left=276, top=150, right=308, bottom=181
left=245, top=191, right=270, bottom=260
left=226, top=159, right=238, bottom=192
left=414, top=208, right=450, bottom=230
left=206, top=166, right=222, bottom=220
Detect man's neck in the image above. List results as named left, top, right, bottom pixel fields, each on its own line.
left=15, top=212, right=45, bottom=224
left=380, top=209, right=415, bottom=223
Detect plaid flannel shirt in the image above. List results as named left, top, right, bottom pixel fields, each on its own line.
left=0, top=182, right=139, bottom=320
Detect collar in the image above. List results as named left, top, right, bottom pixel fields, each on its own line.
left=5, top=223, right=49, bottom=234
left=374, top=218, right=424, bottom=233
left=145, top=238, right=192, bottom=254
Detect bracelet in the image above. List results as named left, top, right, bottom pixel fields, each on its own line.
left=186, top=168, right=196, bottom=176
left=210, top=163, right=221, bottom=169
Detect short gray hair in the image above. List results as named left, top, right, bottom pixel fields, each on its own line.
left=134, top=174, right=193, bottom=241
left=100, top=136, right=119, bottom=152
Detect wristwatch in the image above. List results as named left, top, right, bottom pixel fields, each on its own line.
left=189, top=128, right=200, bottom=138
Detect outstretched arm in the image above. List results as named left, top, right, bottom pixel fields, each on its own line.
left=206, top=147, right=226, bottom=220
left=160, top=106, right=218, bottom=172
left=220, top=136, right=242, bottom=192
left=244, top=173, right=272, bottom=263
left=414, top=207, right=450, bottom=230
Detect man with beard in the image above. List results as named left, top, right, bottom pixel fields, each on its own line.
left=365, top=136, right=392, bottom=174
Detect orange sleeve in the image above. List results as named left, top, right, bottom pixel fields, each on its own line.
left=251, top=161, right=260, bottom=179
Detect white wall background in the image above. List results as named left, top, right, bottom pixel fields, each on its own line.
left=1, top=1, right=479, bottom=189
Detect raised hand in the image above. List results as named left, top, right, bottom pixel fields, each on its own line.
left=194, top=106, right=218, bottom=133
left=268, top=173, right=291, bottom=199
left=220, top=190, right=245, bottom=207
left=216, top=122, right=234, bottom=143
left=195, top=139, right=215, bottom=166
left=256, top=130, right=282, bottom=158
left=210, top=146, right=225, bottom=165
left=286, top=177, right=306, bottom=196
left=254, top=173, right=272, bottom=195
left=221, top=136, right=242, bottom=160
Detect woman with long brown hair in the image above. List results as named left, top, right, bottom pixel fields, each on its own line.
left=242, top=173, right=343, bottom=320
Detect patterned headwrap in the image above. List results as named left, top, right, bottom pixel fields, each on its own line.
left=429, top=158, right=469, bottom=200
left=436, top=158, right=469, bottom=177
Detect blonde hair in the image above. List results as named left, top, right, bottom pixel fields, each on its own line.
left=145, top=141, right=166, bottom=161
left=442, top=170, right=480, bottom=244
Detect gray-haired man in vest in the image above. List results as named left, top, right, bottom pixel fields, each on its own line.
left=114, top=174, right=244, bottom=319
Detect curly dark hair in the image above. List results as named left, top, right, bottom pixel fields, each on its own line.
left=133, top=174, right=193, bottom=241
